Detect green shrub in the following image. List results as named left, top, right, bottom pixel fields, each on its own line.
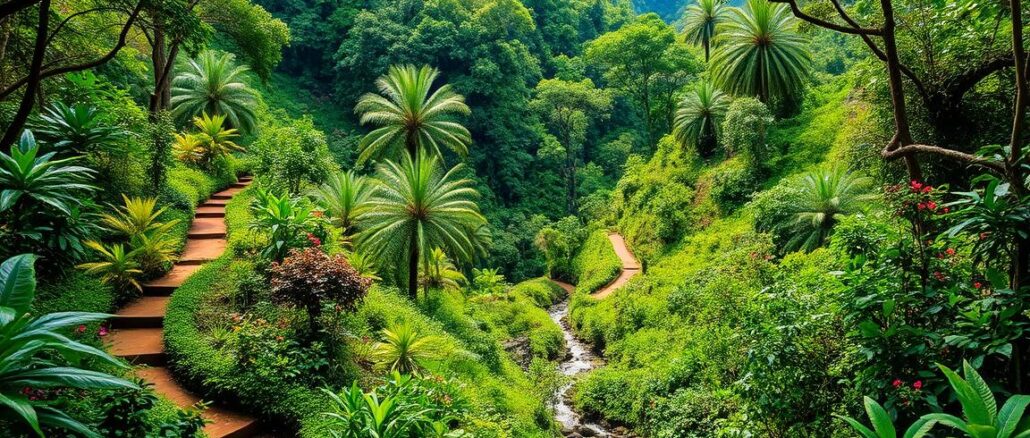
left=251, top=116, right=337, bottom=194
left=721, top=97, right=772, bottom=168
left=33, top=269, right=114, bottom=314
left=572, top=229, right=621, bottom=293
left=707, top=160, right=762, bottom=213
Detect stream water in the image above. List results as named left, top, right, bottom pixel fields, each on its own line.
left=548, top=297, right=611, bottom=437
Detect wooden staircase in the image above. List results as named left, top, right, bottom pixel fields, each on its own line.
left=106, top=177, right=262, bottom=438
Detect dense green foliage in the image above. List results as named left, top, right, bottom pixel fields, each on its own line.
left=3, top=0, right=1029, bottom=436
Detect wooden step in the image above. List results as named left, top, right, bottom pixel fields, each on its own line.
left=238, top=176, right=253, bottom=182
left=188, top=217, right=227, bottom=239
left=137, top=367, right=262, bottom=438
left=201, top=198, right=230, bottom=207
left=143, top=264, right=202, bottom=295
left=213, top=187, right=245, bottom=199
left=107, top=328, right=165, bottom=366
left=113, top=296, right=169, bottom=328
left=179, top=239, right=226, bottom=265
left=196, top=205, right=226, bottom=218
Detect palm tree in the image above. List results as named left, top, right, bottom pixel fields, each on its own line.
left=354, top=65, right=472, bottom=164
left=786, top=167, right=873, bottom=252
left=314, top=170, right=370, bottom=236
left=171, top=51, right=258, bottom=133
left=710, top=0, right=811, bottom=103
left=369, top=322, right=446, bottom=376
left=357, top=150, right=485, bottom=299
left=674, top=82, right=732, bottom=158
left=683, top=0, right=728, bottom=62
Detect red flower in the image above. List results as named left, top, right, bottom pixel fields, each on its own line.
left=917, top=202, right=927, bottom=211
left=892, top=379, right=903, bottom=388
left=973, top=282, right=983, bottom=290
left=933, top=271, right=946, bottom=281
left=22, top=387, right=32, bottom=395
left=307, top=233, right=322, bottom=246
left=76, top=325, right=86, bottom=334
left=913, top=380, right=923, bottom=390
left=927, top=201, right=937, bottom=210
left=942, top=207, right=950, bottom=214
left=945, top=248, right=956, bottom=256
left=910, top=180, right=923, bottom=192
left=922, top=185, right=933, bottom=194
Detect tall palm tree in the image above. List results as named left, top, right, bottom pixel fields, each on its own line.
left=171, top=51, right=259, bottom=134
left=314, top=170, right=370, bottom=236
left=357, top=150, right=485, bottom=299
left=354, top=65, right=472, bottom=164
left=683, top=0, right=728, bottom=62
left=673, top=82, right=732, bottom=158
left=786, top=167, right=873, bottom=252
left=710, top=0, right=811, bottom=103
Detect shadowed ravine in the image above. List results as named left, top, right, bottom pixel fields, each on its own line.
left=548, top=233, right=641, bottom=438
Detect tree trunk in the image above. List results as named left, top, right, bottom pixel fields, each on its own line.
left=0, top=0, right=49, bottom=149
left=879, top=0, right=923, bottom=181
left=408, top=232, right=420, bottom=300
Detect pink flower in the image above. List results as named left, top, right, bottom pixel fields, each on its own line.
left=913, top=380, right=923, bottom=390
left=307, top=233, right=322, bottom=246
left=76, top=325, right=86, bottom=334
left=892, top=379, right=902, bottom=388
left=98, top=327, right=109, bottom=337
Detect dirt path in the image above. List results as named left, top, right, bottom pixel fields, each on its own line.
left=591, top=233, right=641, bottom=299
left=106, top=177, right=261, bottom=438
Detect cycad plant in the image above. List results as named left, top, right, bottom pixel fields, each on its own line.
left=839, top=361, right=1029, bottom=438
left=709, top=0, right=811, bottom=103
left=315, top=170, right=370, bottom=236
left=357, top=150, right=486, bottom=299
left=354, top=65, right=472, bottom=164
left=370, top=322, right=446, bottom=376
left=683, top=0, right=729, bottom=61
left=171, top=51, right=259, bottom=133
left=172, top=132, right=205, bottom=165
left=0, top=131, right=97, bottom=216
left=77, top=242, right=143, bottom=292
left=673, top=82, right=732, bottom=158
left=1, top=254, right=138, bottom=437
left=785, top=167, right=873, bottom=252
left=191, top=113, right=244, bottom=164
left=101, top=195, right=179, bottom=238
left=29, top=102, right=127, bottom=156
left=420, top=248, right=466, bottom=294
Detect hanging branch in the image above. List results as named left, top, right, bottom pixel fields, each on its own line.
left=0, top=0, right=49, bottom=148
left=0, top=1, right=144, bottom=101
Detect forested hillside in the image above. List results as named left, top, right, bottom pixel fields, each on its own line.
left=0, top=0, right=1028, bottom=437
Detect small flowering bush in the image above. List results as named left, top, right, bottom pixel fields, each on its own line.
left=269, top=247, right=371, bottom=333
left=228, top=314, right=332, bottom=386
left=838, top=179, right=1027, bottom=421
left=249, top=188, right=329, bottom=262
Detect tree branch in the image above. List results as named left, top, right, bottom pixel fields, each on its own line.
left=882, top=143, right=1006, bottom=173
left=0, top=0, right=49, bottom=148
left=0, top=0, right=39, bottom=22
left=770, top=0, right=883, bottom=35
left=0, top=0, right=143, bottom=101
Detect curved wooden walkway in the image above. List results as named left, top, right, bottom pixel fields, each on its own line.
left=106, top=177, right=260, bottom=438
